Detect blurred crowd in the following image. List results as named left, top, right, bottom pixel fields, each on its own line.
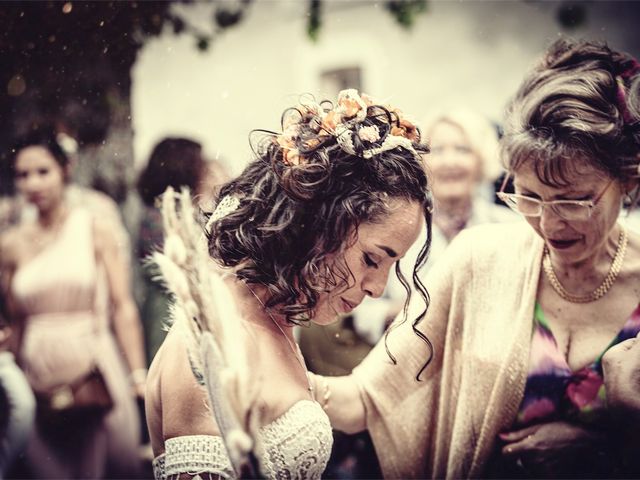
left=0, top=131, right=229, bottom=479
left=1, top=94, right=639, bottom=478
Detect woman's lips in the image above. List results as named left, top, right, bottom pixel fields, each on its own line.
left=548, top=238, right=580, bottom=250
left=340, top=298, right=356, bottom=314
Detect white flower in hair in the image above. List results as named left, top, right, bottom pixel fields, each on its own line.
left=358, top=125, right=380, bottom=143
left=334, top=124, right=357, bottom=156
left=205, top=195, right=241, bottom=233
left=335, top=89, right=368, bottom=123
left=362, top=135, right=417, bottom=159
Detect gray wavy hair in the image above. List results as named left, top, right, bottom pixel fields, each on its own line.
left=500, top=38, right=640, bottom=188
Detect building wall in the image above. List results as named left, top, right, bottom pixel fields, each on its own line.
left=131, top=1, right=640, bottom=175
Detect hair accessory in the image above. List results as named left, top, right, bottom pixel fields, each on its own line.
left=619, top=58, right=640, bottom=80
left=56, top=132, right=78, bottom=155
left=358, top=125, right=381, bottom=143
left=276, top=89, right=420, bottom=165
left=616, top=76, right=634, bottom=124
left=205, top=195, right=241, bottom=232
left=615, top=58, right=640, bottom=124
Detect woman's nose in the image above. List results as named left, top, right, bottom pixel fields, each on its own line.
left=363, top=269, right=390, bottom=299
left=539, top=204, right=566, bottom=234
left=21, top=174, right=41, bottom=192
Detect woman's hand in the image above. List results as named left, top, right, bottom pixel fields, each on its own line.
left=129, top=368, right=147, bottom=399
left=499, top=421, right=606, bottom=475
left=602, top=333, right=640, bottom=473
left=602, top=332, right=640, bottom=416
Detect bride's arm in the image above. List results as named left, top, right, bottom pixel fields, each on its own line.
left=148, top=328, right=232, bottom=480
left=310, top=373, right=366, bottom=434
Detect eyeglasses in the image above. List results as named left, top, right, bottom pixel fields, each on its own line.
left=496, top=174, right=614, bottom=221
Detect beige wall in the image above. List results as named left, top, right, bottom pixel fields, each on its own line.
left=131, top=1, right=639, bottom=175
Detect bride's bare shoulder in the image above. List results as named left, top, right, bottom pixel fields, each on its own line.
left=149, top=326, right=219, bottom=443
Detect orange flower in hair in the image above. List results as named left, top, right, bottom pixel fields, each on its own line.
left=275, top=89, right=421, bottom=166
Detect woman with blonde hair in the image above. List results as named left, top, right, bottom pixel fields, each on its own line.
left=421, top=108, right=516, bottom=246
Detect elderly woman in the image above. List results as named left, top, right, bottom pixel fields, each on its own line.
left=423, top=109, right=516, bottom=246
left=318, top=38, right=640, bottom=478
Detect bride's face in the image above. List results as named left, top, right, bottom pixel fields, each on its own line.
left=311, top=198, right=424, bottom=326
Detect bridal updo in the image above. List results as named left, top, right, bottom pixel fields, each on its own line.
left=206, top=90, right=433, bottom=324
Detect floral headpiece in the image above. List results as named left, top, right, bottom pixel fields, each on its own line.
left=276, top=89, right=421, bottom=166
left=615, top=58, right=640, bottom=124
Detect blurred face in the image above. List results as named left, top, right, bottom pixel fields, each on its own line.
left=427, top=120, right=482, bottom=203
left=14, top=146, right=67, bottom=213
left=513, top=162, right=624, bottom=266
left=312, top=198, right=424, bottom=326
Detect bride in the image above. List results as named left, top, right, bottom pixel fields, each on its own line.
left=145, top=90, right=434, bottom=479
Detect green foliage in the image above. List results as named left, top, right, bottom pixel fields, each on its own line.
left=385, top=0, right=428, bottom=29
left=307, top=0, right=322, bottom=43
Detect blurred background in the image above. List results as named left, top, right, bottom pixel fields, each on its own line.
left=1, top=1, right=640, bottom=478
left=2, top=0, right=640, bottom=198
left=131, top=0, right=640, bottom=177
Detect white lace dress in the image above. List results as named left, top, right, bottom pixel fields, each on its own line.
left=152, top=400, right=333, bottom=479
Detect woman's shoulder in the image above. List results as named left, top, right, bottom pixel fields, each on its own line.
left=0, top=223, right=36, bottom=265
left=150, top=326, right=219, bottom=441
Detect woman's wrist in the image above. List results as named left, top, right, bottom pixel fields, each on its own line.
left=129, top=368, right=148, bottom=386
left=308, top=372, right=331, bottom=411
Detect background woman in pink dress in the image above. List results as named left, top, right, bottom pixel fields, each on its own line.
left=0, top=128, right=147, bottom=478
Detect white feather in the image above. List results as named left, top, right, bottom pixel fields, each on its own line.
left=153, top=187, right=262, bottom=477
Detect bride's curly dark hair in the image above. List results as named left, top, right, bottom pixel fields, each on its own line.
left=206, top=92, right=433, bottom=363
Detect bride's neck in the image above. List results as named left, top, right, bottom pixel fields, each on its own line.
left=232, top=278, right=294, bottom=338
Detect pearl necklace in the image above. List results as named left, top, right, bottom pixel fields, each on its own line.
left=542, top=225, right=628, bottom=303
left=244, top=283, right=314, bottom=398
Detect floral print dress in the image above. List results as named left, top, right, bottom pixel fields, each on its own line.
left=517, top=303, right=640, bottom=426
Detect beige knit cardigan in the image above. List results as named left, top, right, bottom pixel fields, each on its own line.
left=352, top=222, right=544, bottom=479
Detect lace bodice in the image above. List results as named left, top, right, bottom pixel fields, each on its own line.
left=153, top=400, right=333, bottom=480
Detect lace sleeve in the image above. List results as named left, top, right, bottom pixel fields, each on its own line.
left=152, top=435, right=236, bottom=480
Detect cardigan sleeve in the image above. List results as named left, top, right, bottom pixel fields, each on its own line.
left=352, top=223, right=541, bottom=479
left=352, top=233, right=472, bottom=478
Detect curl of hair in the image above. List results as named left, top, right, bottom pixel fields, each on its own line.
left=206, top=97, right=433, bottom=355
left=501, top=38, right=640, bottom=187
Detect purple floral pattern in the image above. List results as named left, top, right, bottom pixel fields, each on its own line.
left=517, top=303, right=640, bottom=426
